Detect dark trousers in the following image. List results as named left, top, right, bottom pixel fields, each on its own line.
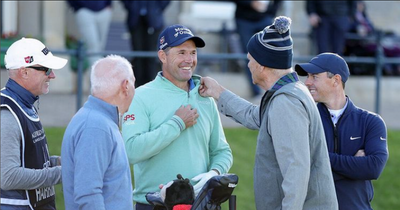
left=235, top=16, right=273, bottom=96
left=129, top=16, right=162, bottom=87
left=314, top=16, right=350, bottom=55
left=135, top=202, right=162, bottom=210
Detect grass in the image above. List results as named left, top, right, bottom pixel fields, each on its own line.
left=369, top=130, right=400, bottom=209
left=45, top=127, right=400, bottom=210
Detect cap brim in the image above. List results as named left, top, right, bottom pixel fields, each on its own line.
left=172, top=36, right=206, bottom=48
left=190, top=36, right=205, bottom=48
left=40, top=55, right=68, bottom=69
left=295, top=63, right=325, bottom=76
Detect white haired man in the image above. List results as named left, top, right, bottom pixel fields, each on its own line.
left=62, top=55, right=136, bottom=209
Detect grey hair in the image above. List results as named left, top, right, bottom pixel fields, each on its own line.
left=327, top=71, right=346, bottom=89
left=163, top=47, right=172, bottom=54
left=159, top=47, right=172, bottom=65
left=7, top=68, right=19, bottom=78
left=90, top=55, right=133, bottom=97
left=326, top=72, right=335, bottom=78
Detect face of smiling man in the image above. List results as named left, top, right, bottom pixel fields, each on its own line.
left=160, top=40, right=197, bottom=90
left=25, top=66, right=56, bottom=96
left=304, top=72, right=334, bottom=103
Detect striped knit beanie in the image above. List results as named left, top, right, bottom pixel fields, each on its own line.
left=247, top=16, right=293, bottom=69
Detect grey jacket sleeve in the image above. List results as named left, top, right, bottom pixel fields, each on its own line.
left=0, top=109, right=62, bottom=191
left=217, top=90, right=261, bottom=130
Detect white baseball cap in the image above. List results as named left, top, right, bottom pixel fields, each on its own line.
left=5, top=37, right=68, bottom=70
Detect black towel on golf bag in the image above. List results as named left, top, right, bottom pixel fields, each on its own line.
left=146, top=173, right=238, bottom=210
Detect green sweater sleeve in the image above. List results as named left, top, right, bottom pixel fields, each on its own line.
left=122, top=97, right=185, bottom=164
left=208, top=99, right=233, bottom=174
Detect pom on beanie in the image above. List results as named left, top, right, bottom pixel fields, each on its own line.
left=247, top=16, right=293, bottom=69
left=274, top=16, right=291, bottom=34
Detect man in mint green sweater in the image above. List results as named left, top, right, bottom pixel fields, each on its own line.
left=122, top=24, right=233, bottom=210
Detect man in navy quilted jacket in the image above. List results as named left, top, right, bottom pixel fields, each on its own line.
left=296, top=52, right=389, bottom=210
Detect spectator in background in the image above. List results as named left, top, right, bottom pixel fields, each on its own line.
left=233, top=0, right=282, bottom=98
left=1, top=37, right=67, bottom=210
left=306, top=0, right=356, bottom=55
left=345, top=1, right=376, bottom=56
left=67, top=1, right=112, bottom=66
left=122, top=1, right=171, bottom=87
left=343, top=0, right=376, bottom=75
left=350, top=1, right=375, bottom=38
left=345, top=1, right=400, bottom=76
left=295, top=52, right=388, bottom=209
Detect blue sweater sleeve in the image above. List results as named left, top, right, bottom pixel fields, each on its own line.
left=329, top=115, right=388, bottom=180
left=73, top=128, right=112, bottom=210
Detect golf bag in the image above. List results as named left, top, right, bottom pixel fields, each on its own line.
left=146, top=173, right=239, bottom=210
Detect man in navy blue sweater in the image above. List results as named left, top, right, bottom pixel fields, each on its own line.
left=295, top=52, right=388, bottom=210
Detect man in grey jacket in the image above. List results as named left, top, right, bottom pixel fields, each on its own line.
left=199, top=16, right=338, bottom=209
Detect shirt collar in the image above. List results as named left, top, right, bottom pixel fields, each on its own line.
left=160, top=72, right=196, bottom=91
left=188, top=78, right=195, bottom=90
left=5, top=78, right=39, bottom=108
left=328, top=97, right=348, bottom=124
left=86, top=95, right=120, bottom=125
left=271, top=72, right=299, bottom=91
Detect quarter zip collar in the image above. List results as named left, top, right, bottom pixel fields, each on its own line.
left=2, top=79, right=39, bottom=118
left=260, top=72, right=300, bottom=122
left=85, top=95, right=120, bottom=126
left=320, top=96, right=354, bottom=126
left=328, top=98, right=348, bottom=125
left=158, top=72, right=199, bottom=92
left=271, top=72, right=299, bottom=91
left=318, top=96, right=354, bottom=153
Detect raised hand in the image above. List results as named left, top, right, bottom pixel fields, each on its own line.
left=175, top=105, right=199, bottom=128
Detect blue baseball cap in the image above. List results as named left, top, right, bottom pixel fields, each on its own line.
left=157, top=24, right=205, bottom=50
left=295, top=52, right=350, bottom=82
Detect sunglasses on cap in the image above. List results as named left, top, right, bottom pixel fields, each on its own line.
left=27, top=66, right=52, bottom=76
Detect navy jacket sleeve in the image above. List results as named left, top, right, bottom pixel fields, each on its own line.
left=329, top=114, right=388, bottom=180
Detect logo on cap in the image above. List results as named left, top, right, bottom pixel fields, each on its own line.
left=174, top=27, right=193, bottom=38
left=160, top=36, right=165, bottom=45
left=24, top=56, right=34, bottom=64
left=42, top=47, right=49, bottom=55
left=159, top=36, right=168, bottom=50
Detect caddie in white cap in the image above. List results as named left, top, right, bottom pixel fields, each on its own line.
left=1, top=37, right=67, bottom=210
left=5, top=37, right=67, bottom=70
left=3, top=37, right=68, bottom=95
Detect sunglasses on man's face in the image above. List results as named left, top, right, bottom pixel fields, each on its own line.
left=27, top=66, right=53, bottom=76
